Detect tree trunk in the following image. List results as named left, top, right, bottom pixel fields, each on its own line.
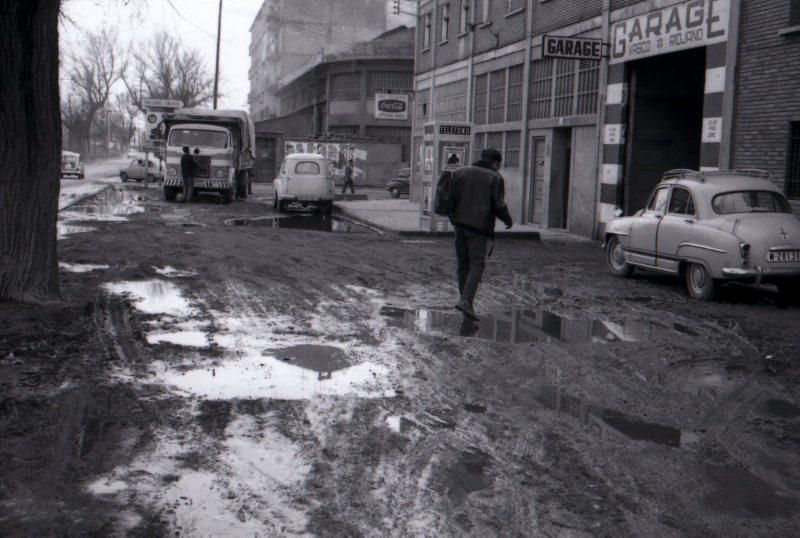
left=0, top=1, right=61, bottom=303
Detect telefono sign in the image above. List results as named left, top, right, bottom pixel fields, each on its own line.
left=610, top=0, right=729, bottom=64
left=374, top=93, right=408, bottom=120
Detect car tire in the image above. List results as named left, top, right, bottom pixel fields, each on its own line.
left=389, top=187, right=401, bottom=198
left=605, top=235, right=634, bottom=277
left=685, top=262, right=717, bottom=301
left=223, top=187, right=235, bottom=205
left=164, top=186, right=178, bottom=202
left=120, top=172, right=128, bottom=182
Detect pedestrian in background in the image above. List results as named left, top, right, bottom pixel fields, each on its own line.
left=450, top=148, right=513, bottom=321
left=180, top=146, right=195, bottom=203
left=342, top=159, right=355, bottom=195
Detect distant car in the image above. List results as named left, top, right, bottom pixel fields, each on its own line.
left=273, top=153, right=335, bottom=212
left=386, top=167, right=411, bottom=198
left=61, top=151, right=84, bottom=179
left=120, top=159, right=162, bottom=183
left=604, top=169, right=800, bottom=301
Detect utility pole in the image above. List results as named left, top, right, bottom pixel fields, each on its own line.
left=213, top=0, right=222, bottom=109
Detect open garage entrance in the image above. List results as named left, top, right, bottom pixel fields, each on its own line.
left=624, top=47, right=705, bottom=214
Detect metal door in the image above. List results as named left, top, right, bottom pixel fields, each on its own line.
left=529, top=137, right=546, bottom=224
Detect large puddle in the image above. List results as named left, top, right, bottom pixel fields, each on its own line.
left=380, top=306, right=696, bottom=345
left=533, top=385, right=700, bottom=448
left=102, top=280, right=195, bottom=317
left=60, top=188, right=148, bottom=221
left=225, top=214, right=376, bottom=234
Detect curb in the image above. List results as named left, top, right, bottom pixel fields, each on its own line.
left=335, top=206, right=541, bottom=241
left=58, top=183, right=111, bottom=211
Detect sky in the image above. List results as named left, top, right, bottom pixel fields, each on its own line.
left=60, top=0, right=416, bottom=111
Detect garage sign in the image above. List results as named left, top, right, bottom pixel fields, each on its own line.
left=542, top=35, right=604, bottom=61
left=374, top=93, right=408, bottom=120
left=609, top=0, right=730, bottom=64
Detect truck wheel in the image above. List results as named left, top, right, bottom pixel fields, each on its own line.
left=164, top=186, right=178, bottom=202
left=390, top=187, right=400, bottom=198
left=223, top=187, right=235, bottom=204
left=237, top=172, right=249, bottom=200
left=686, top=263, right=717, bottom=301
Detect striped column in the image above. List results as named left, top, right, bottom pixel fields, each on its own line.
left=700, top=42, right=727, bottom=172
left=599, top=62, right=628, bottom=228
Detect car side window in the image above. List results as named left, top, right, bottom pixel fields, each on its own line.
left=646, top=187, right=669, bottom=213
left=667, top=188, right=696, bottom=215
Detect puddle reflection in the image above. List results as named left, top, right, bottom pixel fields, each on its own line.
left=225, top=215, right=375, bottom=234
left=381, top=306, right=692, bottom=345
left=534, top=385, right=699, bottom=448
left=64, top=188, right=147, bottom=220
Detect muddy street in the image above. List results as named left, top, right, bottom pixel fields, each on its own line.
left=2, top=183, right=799, bottom=536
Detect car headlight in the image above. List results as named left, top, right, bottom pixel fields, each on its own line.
left=739, top=242, right=751, bottom=261
left=216, top=169, right=224, bottom=178
left=168, top=167, right=177, bottom=176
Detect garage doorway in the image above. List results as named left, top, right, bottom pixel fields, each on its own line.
left=548, top=128, right=571, bottom=229
left=625, top=47, right=705, bottom=214
left=528, top=137, right=546, bottom=224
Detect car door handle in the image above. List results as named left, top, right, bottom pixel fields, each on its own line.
left=684, top=218, right=694, bottom=224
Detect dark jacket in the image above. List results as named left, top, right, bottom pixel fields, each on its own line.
left=180, top=153, right=195, bottom=179
left=450, top=160, right=513, bottom=235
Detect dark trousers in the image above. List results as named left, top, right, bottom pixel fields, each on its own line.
left=342, top=179, right=354, bottom=194
left=455, top=226, right=488, bottom=307
left=183, top=176, right=194, bottom=202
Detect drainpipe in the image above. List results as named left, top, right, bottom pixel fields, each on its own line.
left=519, top=0, right=534, bottom=223
left=592, top=0, right=611, bottom=239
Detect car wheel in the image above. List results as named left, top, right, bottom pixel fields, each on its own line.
left=389, top=187, right=401, bottom=198
left=120, top=172, right=128, bottom=182
left=605, top=235, right=634, bottom=277
left=685, top=263, right=717, bottom=301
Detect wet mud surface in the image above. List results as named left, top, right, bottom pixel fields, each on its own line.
left=2, top=182, right=800, bottom=535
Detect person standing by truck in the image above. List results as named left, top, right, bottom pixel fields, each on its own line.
left=180, top=146, right=195, bottom=202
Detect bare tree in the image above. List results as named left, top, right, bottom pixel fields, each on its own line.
left=0, top=1, right=61, bottom=302
left=123, top=32, right=216, bottom=112
left=60, top=29, right=122, bottom=156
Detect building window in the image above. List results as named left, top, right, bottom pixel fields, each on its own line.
left=330, top=72, right=362, bottom=100
left=486, top=131, right=503, bottom=155
left=480, top=0, right=491, bottom=23
left=473, top=73, right=488, bottom=125
left=434, top=79, right=468, bottom=121
left=506, top=64, right=523, bottom=121
left=440, top=2, right=450, bottom=42
left=529, top=58, right=553, bottom=119
left=460, top=0, right=471, bottom=34
left=554, top=59, right=575, bottom=117
left=488, top=69, right=507, bottom=124
left=529, top=54, right=598, bottom=119
left=787, top=122, right=800, bottom=200
left=473, top=132, right=485, bottom=162
left=423, top=12, right=432, bottom=49
left=576, top=60, right=599, bottom=115
left=507, top=0, right=524, bottom=13
left=416, top=88, right=430, bottom=119
left=328, top=125, right=359, bottom=135
left=791, top=0, right=800, bottom=26
left=504, top=131, right=520, bottom=167
left=367, top=71, right=413, bottom=95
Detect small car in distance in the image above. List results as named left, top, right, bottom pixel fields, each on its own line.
left=120, top=159, right=162, bottom=183
left=61, top=151, right=84, bottom=179
left=386, top=167, right=411, bottom=198
left=273, top=153, right=335, bottom=212
left=604, top=169, right=800, bottom=302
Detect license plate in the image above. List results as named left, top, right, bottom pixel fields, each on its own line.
left=768, top=250, right=800, bottom=262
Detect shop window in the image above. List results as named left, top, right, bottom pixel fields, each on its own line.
left=473, top=73, right=488, bottom=125
left=330, top=73, right=361, bottom=100
left=506, top=64, right=523, bottom=121
left=787, top=122, right=800, bottom=200
left=434, top=79, right=468, bottom=121
left=504, top=131, right=520, bottom=168
left=488, top=69, right=507, bottom=124
left=440, top=2, right=450, bottom=42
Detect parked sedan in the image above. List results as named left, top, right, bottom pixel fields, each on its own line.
left=386, top=167, right=411, bottom=198
left=120, top=159, right=162, bottom=183
left=604, top=169, right=800, bottom=301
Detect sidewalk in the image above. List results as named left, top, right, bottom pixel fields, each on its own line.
left=335, top=198, right=592, bottom=242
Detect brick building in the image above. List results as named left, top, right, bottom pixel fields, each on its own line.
left=413, top=0, right=800, bottom=238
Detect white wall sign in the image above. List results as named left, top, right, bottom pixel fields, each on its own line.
left=142, top=98, right=184, bottom=109
left=374, top=93, right=409, bottom=120
left=702, top=117, right=723, bottom=143
left=610, top=0, right=730, bottom=64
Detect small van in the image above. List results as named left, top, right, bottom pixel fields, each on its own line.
left=273, top=153, right=335, bottom=212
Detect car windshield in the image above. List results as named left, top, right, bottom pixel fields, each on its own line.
left=712, top=190, right=792, bottom=214
left=169, top=129, right=228, bottom=149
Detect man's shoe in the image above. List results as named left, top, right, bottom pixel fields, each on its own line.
left=455, top=300, right=479, bottom=321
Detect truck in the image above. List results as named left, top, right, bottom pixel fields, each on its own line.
left=160, top=108, right=255, bottom=204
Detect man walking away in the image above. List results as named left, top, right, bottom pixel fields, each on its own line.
left=450, top=148, right=513, bottom=321
left=180, top=146, right=195, bottom=203
left=342, top=159, right=355, bottom=195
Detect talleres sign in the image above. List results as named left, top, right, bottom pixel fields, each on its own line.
left=610, top=0, right=729, bottom=64
left=375, top=93, right=408, bottom=120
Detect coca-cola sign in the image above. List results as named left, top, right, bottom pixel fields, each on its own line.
left=375, top=93, right=409, bottom=120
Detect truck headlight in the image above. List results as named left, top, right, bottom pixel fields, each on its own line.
left=216, top=169, right=224, bottom=178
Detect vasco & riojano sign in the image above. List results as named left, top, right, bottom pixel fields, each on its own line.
left=374, top=93, right=409, bottom=120
left=542, top=35, right=604, bottom=61
left=609, top=0, right=729, bottom=64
